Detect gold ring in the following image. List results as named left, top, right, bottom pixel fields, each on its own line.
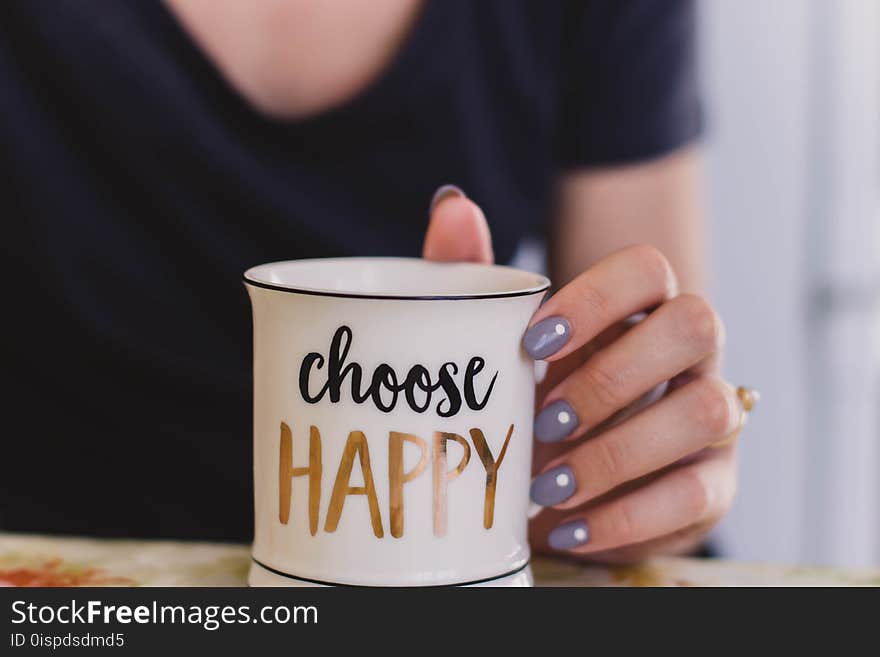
left=710, top=386, right=759, bottom=448
left=736, top=386, right=760, bottom=413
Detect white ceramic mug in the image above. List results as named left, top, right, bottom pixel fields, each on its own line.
left=244, top=258, right=549, bottom=586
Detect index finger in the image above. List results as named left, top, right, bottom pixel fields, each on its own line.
left=522, top=245, right=678, bottom=362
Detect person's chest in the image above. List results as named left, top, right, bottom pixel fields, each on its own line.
left=164, top=0, right=425, bottom=120
left=3, top=0, right=567, bottom=263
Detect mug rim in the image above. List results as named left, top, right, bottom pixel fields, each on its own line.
left=243, top=257, right=551, bottom=301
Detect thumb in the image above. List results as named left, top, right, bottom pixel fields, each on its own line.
left=421, top=185, right=494, bottom=264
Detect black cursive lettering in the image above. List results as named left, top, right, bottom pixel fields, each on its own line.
left=436, top=362, right=462, bottom=418
left=463, top=357, right=498, bottom=411
left=299, top=326, right=497, bottom=417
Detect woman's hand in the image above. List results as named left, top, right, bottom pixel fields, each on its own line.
left=422, top=185, right=741, bottom=563
left=523, top=244, right=739, bottom=562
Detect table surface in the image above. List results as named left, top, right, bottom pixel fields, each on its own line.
left=2, top=533, right=878, bottom=587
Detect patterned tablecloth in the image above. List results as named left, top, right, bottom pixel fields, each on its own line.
left=1, top=533, right=878, bottom=587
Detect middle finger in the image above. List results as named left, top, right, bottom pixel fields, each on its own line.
left=529, top=375, right=741, bottom=510
left=535, top=294, right=724, bottom=444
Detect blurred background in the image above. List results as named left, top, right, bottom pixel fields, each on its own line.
left=701, top=0, right=879, bottom=567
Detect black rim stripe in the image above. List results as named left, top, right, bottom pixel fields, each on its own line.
left=251, top=557, right=530, bottom=587
left=242, top=276, right=550, bottom=301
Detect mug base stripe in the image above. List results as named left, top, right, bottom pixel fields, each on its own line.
left=250, top=557, right=530, bottom=588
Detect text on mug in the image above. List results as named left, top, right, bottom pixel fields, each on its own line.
left=278, top=422, right=514, bottom=538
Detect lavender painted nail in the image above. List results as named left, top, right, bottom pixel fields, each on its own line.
left=548, top=520, right=590, bottom=550
left=523, top=316, right=571, bottom=360
left=429, top=184, right=466, bottom=213
left=530, top=464, right=576, bottom=507
left=534, top=399, right=579, bottom=443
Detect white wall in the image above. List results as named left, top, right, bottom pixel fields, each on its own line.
left=702, top=0, right=880, bottom=566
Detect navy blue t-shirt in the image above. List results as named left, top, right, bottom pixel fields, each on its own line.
left=1, top=1, right=700, bottom=539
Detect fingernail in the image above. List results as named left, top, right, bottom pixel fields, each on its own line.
left=523, top=316, right=571, bottom=360
left=530, top=464, right=576, bottom=506
left=623, top=311, right=648, bottom=327
left=429, top=184, right=466, bottom=213
left=548, top=520, right=590, bottom=550
left=534, top=399, right=579, bottom=443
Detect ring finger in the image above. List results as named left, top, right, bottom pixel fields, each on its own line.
left=539, top=446, right=737, bottom=554
left=530, top=375, right=742, bottom=510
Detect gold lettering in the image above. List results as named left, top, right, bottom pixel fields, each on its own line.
left=324, top=431, right=384, bottom=538
left=469, top=424, right=514, bottom=529
left=432, top=432, right=471, bottom=537
left=278, top=423, right=322, bottom=534
left=388, top=432, right=428, bottom=538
